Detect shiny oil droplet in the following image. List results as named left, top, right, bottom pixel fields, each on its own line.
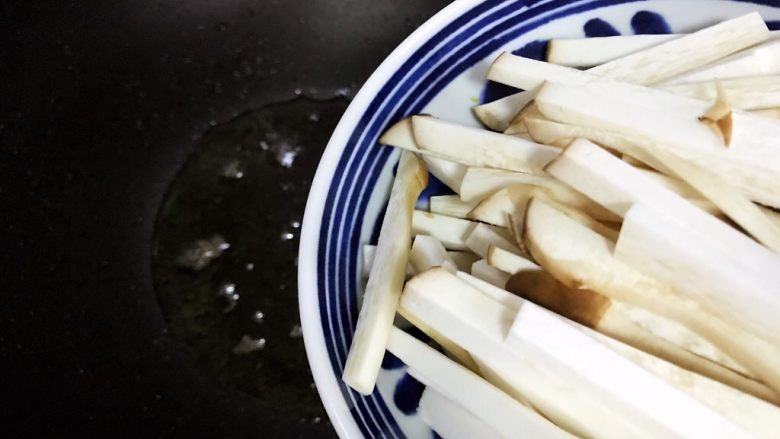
left=217, top=283, right=240, bottom=312
left=279, top=151, right=295, bottom=168
left=253, top=311, right=265, bottom=323
left=232, top=335, right=266, bottom=354
left=280, top=232, right=294, bottom=241
left=220, top=159, right=244, bottom=179
left=274, top=142, right=301, bottom=168
left=289, top=325, right=302, bottom=338
left=176, top=235, right=230, bottom=270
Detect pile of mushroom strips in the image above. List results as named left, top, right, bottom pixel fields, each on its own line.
left=344, top=12, right=780, bottom=439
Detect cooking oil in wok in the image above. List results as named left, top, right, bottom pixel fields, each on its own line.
left=152, top=97, right=347, bottom=428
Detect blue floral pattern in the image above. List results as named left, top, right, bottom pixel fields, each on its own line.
left=584, top=17, right=621, bottom=36
left=393, top=373, right=427, bottom=415
left=631, top=10, right=672, bottom=34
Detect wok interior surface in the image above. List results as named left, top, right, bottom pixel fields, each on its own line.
left=1, top=0, right=448, bottom=437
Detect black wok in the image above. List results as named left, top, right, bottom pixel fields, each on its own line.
left=0, top=1, right=448, bottom=437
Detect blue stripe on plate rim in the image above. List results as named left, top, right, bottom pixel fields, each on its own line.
left=299, top=0, right=780, bottom=438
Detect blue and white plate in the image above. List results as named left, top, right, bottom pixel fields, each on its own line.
left=298, top=1, right=780, bottom=437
